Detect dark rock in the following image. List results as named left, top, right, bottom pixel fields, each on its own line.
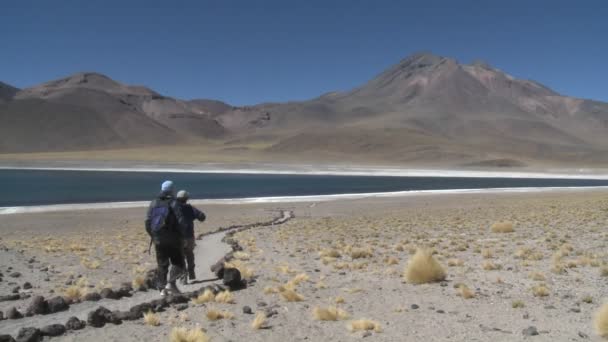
left=522, top=326, right=539, bottom=336
left=362, top=331, right=372, bottom=338
left=87, top=306, right=121, bottom=328
left=65, top=316, right=86, bottom=330
left=0, top=294, right=20, bottom=302
left=211, top=259, right=226, bottom=279
left=578, top=331, right=589, bottom=339
left=264, top=309, right=278, bottom=317
left=436, top=310, right=445, bottom=314
left=175, top=304, right=189, bottom=311
left=39, top=324, right=66, bottom=337
left=112, top=310, right=139, bottom=321
left=6, top=307, right=22, bottom=319
left=257, top=301, right=267, bottom=307
left=9, top=272, right=21, bottom=278
left=83, top=292, right=101, bottom=302
left=39, top=267, right=48, bottom=272
left=129, top=303, right=153, bottom=319
left=0, top=335, right=15, bottom=342
left=15, top=327, right=40, bottom=342
left=99, top=288, right=119, bottom=300
left=543, top=305, right=556, bottom=310
left=570, top=307, right=581, bottom=313
left=11, top=286, right=20, bottom=294
left=243, top=306, right=253, bottom=314
left=166, top=294, right=189, bottom=305
left=154, top=305, right=165, bottom=312
left=115, top=286, right=132, bottom=298
left=47, top=296, right=69, bottom=313
left=149, top=298, right=167, bottom=310
left=0, top=311, right=3, bottom=320
left=22, top=283, right=32, bottom=290
left=410, top=304, right=419, bottom=310
left=25, top=296, right=48, bottom=316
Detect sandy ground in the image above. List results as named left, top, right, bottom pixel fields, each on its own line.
left=1, top=189, right=608, bottom=341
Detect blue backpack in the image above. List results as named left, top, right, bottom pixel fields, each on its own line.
left=149, top=200, right=172, bottom=234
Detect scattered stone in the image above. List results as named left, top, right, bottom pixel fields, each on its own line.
left=40, top=324, right=66, bottom=337
left=569, top=307, right=581, bottom=313
left=243, top=306, right=253, bottom=314
left=47, top=296, right=69, bottom=313
left=578, top=331, right=589, bottom=339
left=257, top=301, right=268, bottom=307
left=544, top=305, right=556, bottom=310
left=65, top=317, right=86, bottom=330
left=129, top=303, right=153, bottom=319
left=154, top=305, right=165, bottom=312
left=264, top=308, right=278, bottom=318
left=112, top=310, right=139, bottom=321
left=166, top=294, right=188, bottom=305
left=22, top=283, right=32, bottom=290
left=0, top=294, right=20, bottom=302
left=25, top=296, right=49, bottom=316
left=87, top=306, right=115, bottom=328
left=39, top=267, right=48, bottom=272
left=523, top=313, right=530, bottom=319
left=522, top=326, right=539, bottom=336
left=83, top=292, right=101, bottom=302
left=99, top=288, right=119, bottom=300
left=410, top=304, right=419, bottom=310
left=436, top=310, right=445, bottom=314
left=15, top=327, right=40, bottom=342
left=9, top=272, right=21, bottom=278
left=116, top=285, right=132, bottom=298
left=6, top=307, right=22, bottom=319
left=175, top=304, right=188, bottom=311
left=0, top=311, right=3, bottom=320
left=0, top=335, right=15, bottom=342
left=362, top=331, right=372, bottom=338
left=11, top=286, right=20, bottom=294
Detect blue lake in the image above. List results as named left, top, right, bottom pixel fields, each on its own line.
left=1, top=169, right=608, bottom=207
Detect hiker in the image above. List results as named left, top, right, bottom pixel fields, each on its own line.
left=145, top=180, right=188, bottom=296
left=176, top=190, right=206, bottom=284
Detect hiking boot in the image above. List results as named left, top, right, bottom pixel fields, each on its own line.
left=165, top=283, right=181, bottom=295
left=188, top=270, right=196, bottom=281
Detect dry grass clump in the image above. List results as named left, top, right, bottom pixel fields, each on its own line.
left=347, top=319, right=382, bottom=333
left=169, top=327, right=210, bottom=342
left=512, top=300, right=525, bottom=308
left=286, top=273, right=310, bottom=288
left=319, top=248, right=341, bottom=258
left=206, top=309, right=234, bottom=321
left=280, top=288, right=305, bottom=302
left=143, top=310, right=160, bottom=326
left=349, top=247, right=373, bottom=259
left=583, top=295, right=593, bottom=304
left=404, top=249, right=446, bottom=284
left=335, top=296, right=345, bottom=304
left=457, top=284, right=475, bottom=299
left=384, top=256, right=399, bottom=265
left=192, top=289, right=215, bottom=304
left=233, top=251, right=250, bottom=260
left=447, top=258, right=463, bottom=267
left=481, top=249, right=493, bottom=259
left=482, top=261, right=502, bottom=270
left=251, top=312, right=267, bottom=330
left=215, top=290, right=235, bottom=304
left=529, top=272, right=546, bottom=281
left=63, top=285, right=86, bottom=302
left=276, top=264, right=297, bottom=274
left=532, top=284, right=550, bottom=297
left=491, top=221, right=514, bottom=233
left=132, top=275, right=146, bottom=290
left=595, top=303, right=608, bottom=337
left=313, top=306, right=350, bottom=321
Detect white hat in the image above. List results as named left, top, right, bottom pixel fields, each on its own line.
left=176, top=190, right=189, bottom=200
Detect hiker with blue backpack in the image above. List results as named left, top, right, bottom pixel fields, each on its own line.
left=145, top=180, right=188, bottom=296
left=176, top=190, right=206, bottom=284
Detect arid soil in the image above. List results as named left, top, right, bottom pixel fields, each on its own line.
left=1, top=189, right=608, bottom=341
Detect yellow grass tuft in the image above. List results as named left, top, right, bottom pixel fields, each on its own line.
left=206, top=308, right=234, bottom=321
left=224, top=260, right=254, bottom=280
left=529, top=272, right=546, bottom=281
left=335, top=296, right=345, bottom=304
left=447, top=258, right=463, bottom=267
left=280, top=288, right=304, bottom=302
left=349, top=247, right=373, bottom=259
left=233, top=251, right=250, bottom=260
left=313, top=306, right=350, bottom=321
left=215, top=290, right=235, bottom=304
left=512, top=300, right=525, bottom=308
left=481, top=249, right=493, bottom=259
left=595, top=303, right=608, bottom=337
left=169, top=327, right=210, bottom=342
left=404, top=249, right=446, bottom=284
left=251, top=312, right=267, bottom=330
left=347, top=319, right=382, bottom=333
left=143, top=310, right=160, bottom=326
left=132, top=275, right=146, bottom=290
left=532, top=284, right=550, bottom=297
left=192, top=289, right=215, bottom=304
left=491, top=221, right=514, bottom=233
left=482, top=261, right=501, bottom=270
left=384, top=256, right=399, bottom=265
left=457, top=284, right=475, bottom=299
left=319, top=248, right=341, bottom=258
left=63, top=286, right=86, bottom=302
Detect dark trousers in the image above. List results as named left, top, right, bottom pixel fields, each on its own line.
left=183, top=238, right=196, bottom=277
left=154, top=243, right=185, bottom=288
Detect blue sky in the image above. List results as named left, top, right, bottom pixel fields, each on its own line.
left=1, top=0, right=607, bottom=105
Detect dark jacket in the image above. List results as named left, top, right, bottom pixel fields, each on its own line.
left=178, top=203, right=206, bottom=239
left=145, top=191, right=188, bottom=246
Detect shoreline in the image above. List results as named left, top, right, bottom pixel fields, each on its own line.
left=2, top=185, right=608, bottom=215
left=1, top=164, right=608, bottom=179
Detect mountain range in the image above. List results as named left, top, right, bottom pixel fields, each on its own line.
left=1, top=52, right=607, bottom=166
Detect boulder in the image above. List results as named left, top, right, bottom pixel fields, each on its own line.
left=87, top=306, right=122, bottom=328
left=39, top=324, right=66, bottom=337
left=129, top=303, right=153, bottom=319
left=112, top=310, right=139, bottom=321
left=166, top=294, right=189, bottom=305
left=25, top=296, right=48, bottom=316
left=223, top=268, right=243, bottom=289
left=47, top=296, right=69, bottom=313
left=210, top=259, right=226, bottom=278
left=6, top=307, right=23, bottom=319
left=115, top=286, right=132, bottom=298
left=0, top=335, right=15, bottom=342
left=83, top=292, right=101, bottom=302
left=65, top=316, right=86, bottom=330
left=99, top=288, right=120, bottom=299
left=15, top=327, right=40, bottom=342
